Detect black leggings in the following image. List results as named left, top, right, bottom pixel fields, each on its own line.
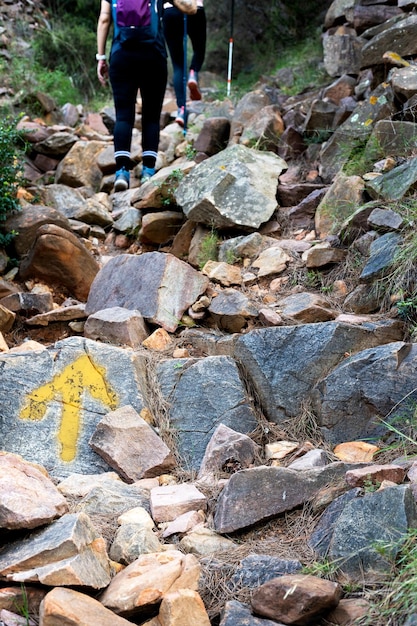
left=163, top=6, right=206, bottom=108
left=109, top=46, right=167, bottom=168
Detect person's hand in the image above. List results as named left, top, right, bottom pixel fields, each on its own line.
left=97, top=59, right=109, bottom=86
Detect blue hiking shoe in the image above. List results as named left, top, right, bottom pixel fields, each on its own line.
left=188, top=70, right=202, bottom=101
left=175, top=106, right=185, bottom=127
left=141, top=165, right=155, bottom=184
left=114, top=167, right=130, bottom=192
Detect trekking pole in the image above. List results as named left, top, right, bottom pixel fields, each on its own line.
left=183, top=13, right=188, bottom=135
left=226, top=0, right=235, bottom=97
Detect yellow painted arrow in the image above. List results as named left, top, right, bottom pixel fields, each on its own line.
left=20, top=354, right=118, bottom=462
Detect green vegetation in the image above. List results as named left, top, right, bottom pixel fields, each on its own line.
left=342, top=137, right=379, bottom=177
left=0, top=1, right=104, bottom=116
left=197, top=229, right=219, bottom=269
left=158, top=169, right=185, bottom=206
left=0, top=117, right=23, bottom=245
left=230, top=33, right=326, bottom=100
left=13, top=584, right=31, bottom=626
left=365, top=200, right=417, bottom=319
left=357, top=528, right=417, bottom=625
left=33, top=17, right=100, bottom=102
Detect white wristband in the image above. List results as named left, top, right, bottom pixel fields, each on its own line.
left=96, top=53, right=106, bottom=61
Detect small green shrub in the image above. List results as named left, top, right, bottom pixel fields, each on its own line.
left=197, top=230, right=219, bottom=269
left=0, top=117, right=23, bottom=244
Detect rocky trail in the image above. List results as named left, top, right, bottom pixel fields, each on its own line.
left=4, top=0, right=417, bottom=625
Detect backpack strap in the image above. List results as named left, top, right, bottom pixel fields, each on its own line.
left=111, top=0, right=119, bottom=40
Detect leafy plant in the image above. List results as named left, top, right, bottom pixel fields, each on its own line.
left=362, top=477, right=381, bottom=493
left=397, top=295, right=417, bottom=323
left=185, top=143, right=197, bottom=161
left=159, top=169, right=185, bottom=206
left=0, top=116, right=23, bottom=244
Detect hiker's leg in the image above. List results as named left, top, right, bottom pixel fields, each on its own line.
left=140, top=52, right=168, bottom=168
left=188, top=7, right=206, bottom=73
left=163, top=6, right=186, bottom=108
left=109, top=49, right=139, bottom=169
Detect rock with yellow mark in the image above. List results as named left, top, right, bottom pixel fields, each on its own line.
left=0, top=452, right=68, bottom=530
left=0, top=337, right=148, bottom=477
left=0, top=512, right=112, bottom=588
left=319, top=82, right=395, bottom=183
left=361, top=14, right=417, bottom=69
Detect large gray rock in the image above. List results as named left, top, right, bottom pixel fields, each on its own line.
left=310, top=485, right=417, bottom=582
left=323, top=26, right=365, bottom=77
left=365, top=156, right=417, bottom=202
left=175, top=144, right=287, bottom=229
left=359, top=232, right=403, bottom=283
left=319, top=82, right=395, bottom=182
left=361, top=14, right=417, bottom=69
left=213, top=463, right=361, bottom=533
left=156, top=355, right=258, bottom=470
left=233, top=321, right=403, bottom=425
left=85, top=252, right=209, bottom=332
left=312, top=342, right=417, bottom=444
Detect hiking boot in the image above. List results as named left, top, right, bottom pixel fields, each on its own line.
left=187, top=70, right=202, bottom=101
left=175, top=106, right=185, bottom=127
left=141, top=165, right=155, bottom=184
left=114, top=167, right=130, bottom=192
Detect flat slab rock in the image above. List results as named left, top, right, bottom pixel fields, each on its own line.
left=85, top=251, right=209, bottom=332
